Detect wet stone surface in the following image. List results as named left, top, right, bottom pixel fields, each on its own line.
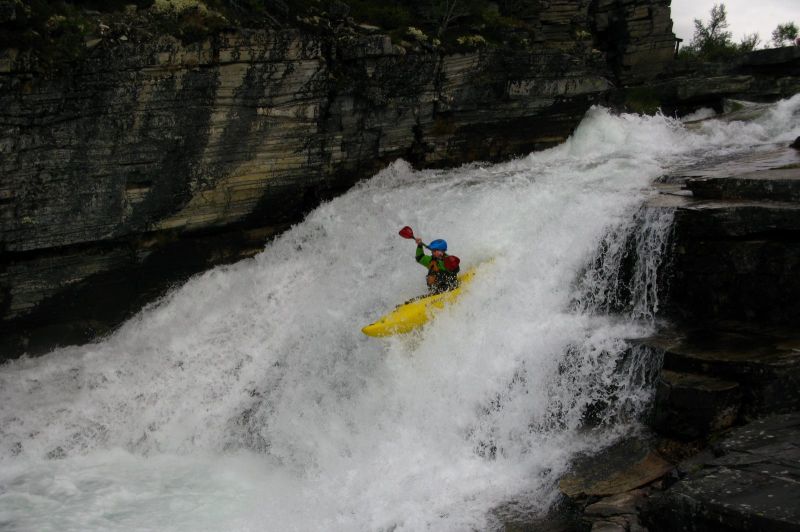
left=642, top=413, right=800, bottom=532
left=659, top=147, right=800, bottom=326
left=640, top=326, right=800, bottom=420
left=651, top=369, right=741, bottom=440
left=559, top=435, right=674, bottom=500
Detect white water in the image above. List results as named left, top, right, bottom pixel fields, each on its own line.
left=2, top=96, right=799, bottom=532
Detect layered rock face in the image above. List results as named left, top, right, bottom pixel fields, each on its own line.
left=666, top=151, right=800, bottom=326
left=591, top=0, right=676, bottom=83
left=0, top=1, right=677, bottom=358
left=556, top=151, right=800, bottom=532
left=632, top=46, right=800, bottom=114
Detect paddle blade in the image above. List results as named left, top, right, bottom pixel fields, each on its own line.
left=399, top=226, right=415, bottom=239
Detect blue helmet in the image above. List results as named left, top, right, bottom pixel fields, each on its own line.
left=429, top=239, right=447, bottom=251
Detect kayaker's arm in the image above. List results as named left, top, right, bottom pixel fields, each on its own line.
left=416, top=244, right=432, bottom=267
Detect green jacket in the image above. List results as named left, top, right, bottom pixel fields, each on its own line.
left=415, top=245, right=451, bottom=271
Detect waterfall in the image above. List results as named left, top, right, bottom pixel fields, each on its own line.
left=574, top=206, right=675, bottom=323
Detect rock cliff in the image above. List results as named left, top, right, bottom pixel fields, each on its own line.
left=665, top=149, right=800, bottom=326
left=0, top=0, right=677, bottom=358
left=623, top=46, right=800, bottom=115
left=557, top=148, right=800, bottom=532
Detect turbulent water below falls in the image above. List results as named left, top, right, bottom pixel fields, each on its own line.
left=2, top=97, right=800, bottom=532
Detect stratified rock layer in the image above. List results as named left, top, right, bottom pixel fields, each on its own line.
left=639, top=326, right=800, bottom=439
left=664, top=149, right=800, bottom=326
left=623, top=46, right=800, bottom=114
left=561, top=149, right=800, bottom=532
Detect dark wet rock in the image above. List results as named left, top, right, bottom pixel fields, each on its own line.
left=792, top=136, right=800, bottom=149
left=685, top=168, right=800, bottom=202
left=558, top=435, right=678, bottom=532
left=339, top=34, right=395, bottom=58
left=738, top=45, right=800, bottom=71
left=639, top=327, right=800, bottom=420
left=559, top=435, right=674, bottom=499
left=632, top=304, right=800, bottom=529
left=491, top=499, right=581, bottom=532
left=327, top=1, right=350, bottom=21
left=0, top=0, right=15, bottom=23
left=641, top=413, right=800, bottom=532
left=675, top=199, right=800, bottom=239
left=584, top=490, right=646, bottom=517
left=634, top=328, right=800, bottom=526
left=626, top=46, right=800, bottom=116
left=651, top=369, right=741, bottom=440
left=614, top=47, right=800, bottom=115
left=0, top=225, right=285, bottom=356
left=590, top=520, right=627, bottom=532
left=591, top=0, right=676, bottom=84
left=665, top=154, right=800, bottom=326
left=574, top=152, right=800, bottom=532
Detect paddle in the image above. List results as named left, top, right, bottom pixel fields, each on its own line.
left=400, top=225, right=461, bottom=271
left=399, top=226, right=428, bottom=248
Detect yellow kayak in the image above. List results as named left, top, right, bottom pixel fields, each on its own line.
left=361, top=267, right=478, bottom=337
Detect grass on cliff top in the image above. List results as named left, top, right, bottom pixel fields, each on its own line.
left=291, top=0, right=534, bottom=49
left=1, top=0, right=249, bottom=69
left=0, top=0, right=156, bottom=68
left=1, top=0, right=542, bottom=68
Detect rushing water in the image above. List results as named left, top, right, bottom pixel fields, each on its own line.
left=2, top=96, right=799, bottom=532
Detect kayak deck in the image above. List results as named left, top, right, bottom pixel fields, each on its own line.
left=361, top=268, right=477, bottom=337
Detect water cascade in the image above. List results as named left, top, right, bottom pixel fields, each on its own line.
left=1, top=97, right=799, bottom=531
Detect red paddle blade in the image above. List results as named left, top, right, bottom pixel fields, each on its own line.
left=399, top=226, right=415, bottom=239
left=444, top=255, right=460, bottom=271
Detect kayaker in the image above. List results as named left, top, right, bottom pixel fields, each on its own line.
left=415, top=237, right=460, bottom=294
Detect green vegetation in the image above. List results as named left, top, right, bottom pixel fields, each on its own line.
left=677, top=3, right=760, bottom=62
left=149, top=0, right=230, bottom=43
left=678, top=3, right=799, bottom=62
left=0, top=1, right=152, bottom=67
left=623, top=87, right=661, bottom=116
left=0, top=0, right=542, bottom=70
left=323, top=0, right=413, bottom=31
left=771, top=22, right=798, bottom=47
left=0, top=0, right=235, bottom=67
left=285, top=0, right=534, bottom=47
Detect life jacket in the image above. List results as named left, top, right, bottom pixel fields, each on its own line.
left=426, top=254, right=460, bottom=294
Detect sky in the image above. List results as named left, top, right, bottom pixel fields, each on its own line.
left=670, top=0, right=798, bottom=47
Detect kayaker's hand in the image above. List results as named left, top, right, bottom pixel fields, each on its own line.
left=415, top=238, right=422, bottom=245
